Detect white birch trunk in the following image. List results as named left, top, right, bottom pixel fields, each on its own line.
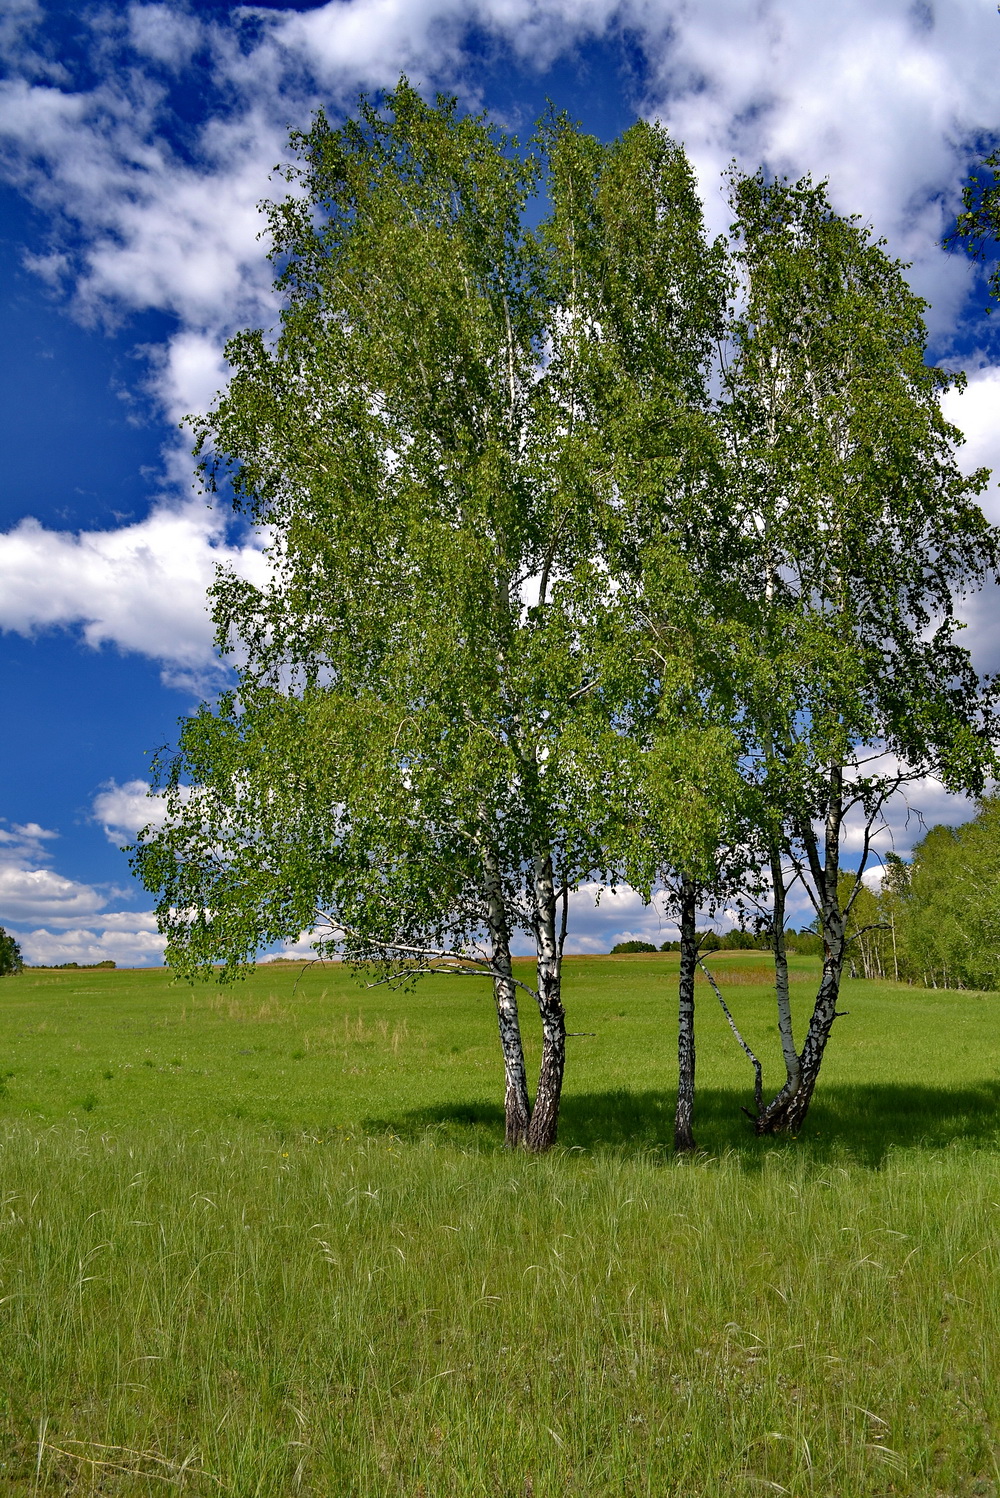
left=759, top=765, right=847, bottom=1133
left=483, top=846, right=531, bottom=1147
left=674, top=881, right=698, bottom=1152
left=525, top=847, right=565, bottom=1153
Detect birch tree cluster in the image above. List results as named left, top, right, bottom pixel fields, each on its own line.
left=134, top=82, right=1000, bottom=1152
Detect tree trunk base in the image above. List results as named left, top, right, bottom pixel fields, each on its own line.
left=504, top=1104, right=531, bottom=1149
left=525, top=1112, right=559, bottom=1153
left=753, top=1078, right=815, bottom=1135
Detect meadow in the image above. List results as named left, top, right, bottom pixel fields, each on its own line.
left=0, top=952, right=998, bottom=1495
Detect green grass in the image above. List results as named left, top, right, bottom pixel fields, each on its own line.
left=1, top=954, right=999, bottom=1494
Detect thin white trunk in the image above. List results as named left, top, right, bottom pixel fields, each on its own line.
left=674, top=881, right=697, bottom=1152
left=483, top=844, right=531, bottom=1147
left=526, top=846, right=565, bottom=1153
left=758, top=765, right=847, bottom=1133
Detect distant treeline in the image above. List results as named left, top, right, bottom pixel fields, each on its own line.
left=612, top=931, right=823, bottom=957
left=37, top=961, right=117, bottom=971
left=0, top=933, right=119, bottom=977
left=611, top=796, right=1000, bottom=991
left=843, top=796, right=1000, bottom=991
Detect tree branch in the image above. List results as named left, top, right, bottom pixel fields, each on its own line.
left=698, top=956, right=764, bottom=1115
left=314, top=911, right=541, bottom=1001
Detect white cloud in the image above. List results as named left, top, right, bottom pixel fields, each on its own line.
left=505, top=882, right=679, bottom=956
left=638, top=0, right=998, bottom=338
left=933, top=368, right=1000, bottom=678
left=19, top=921, right=167, bottom=967
left=0, top=501, right=269, bottom=679
left=260, top=932, right=332, bottom=963
left=0, top=794, right=167, bottom=960
left=0, top=863, right=108, bottom=924
left=92, top=910, right=161, bottom=933
left=151, top=329, right=232, bottom=429
left=942, top=368, right=1000, bottom=519
left=127, top=4, right=203, bottom=71
left=92, top=779, right=173, bottom=845
left=0, top=819, right=58, bottom=853
left=0, top=798, right=165, bottom=963
left=0, top=0, right=41, bottom=55
left=840, top=772, right=978, bottom=866
left=2, top=0, right=997, bottom=582
left=273, top=0, right=616, bottom=94
left=0, top=73, right=281, bottom=332
left=3, top=0, right=999, bottom=354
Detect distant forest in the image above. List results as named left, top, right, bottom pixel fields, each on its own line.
left=844, top=798, right=1000, bottom=992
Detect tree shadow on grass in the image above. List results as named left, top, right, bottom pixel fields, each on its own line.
left=364, top=1080, right=1000, bottom=1166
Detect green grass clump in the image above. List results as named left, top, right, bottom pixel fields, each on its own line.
left=0, top=955, right=998, bottom=1494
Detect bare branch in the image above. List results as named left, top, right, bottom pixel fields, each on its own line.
left=698, top=956, right=764, bottom=1116
left=366, top=964, right=540, bottom=1002
left=845, top=921, right=890, bottom=945
left=316, top=911, right=541, bottom=1001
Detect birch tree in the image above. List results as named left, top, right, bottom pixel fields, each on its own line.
left=725, top=171, right=999, bottom=1133
left=134, top=84, right=726, bottom=1151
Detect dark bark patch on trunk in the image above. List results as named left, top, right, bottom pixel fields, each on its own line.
left=674, top=881, right=698, bottom=1153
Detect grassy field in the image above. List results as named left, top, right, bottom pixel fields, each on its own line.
left=0, top=952, right=999, bottom=1495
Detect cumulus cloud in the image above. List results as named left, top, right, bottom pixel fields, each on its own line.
left=637, top=0, right=997, bottom=338
left=19, top=920, right=167, bottom=968
left=0, top=819, right=59, bottom=859
left=557, top=882, right=676, bottom=955
left=1, top=0, right=996, bottom=675
left=0, top=798, right=166, bottom=962
left=0, top=73, right=281, bottom=333
left=272, top=0, right=617, bottom=96
left=4, top=1, right=997, bottom=341
left=942, top=367, right=1000, bottom=517
left=0, top=863, right=109, bottom=924
left=0, top=501, right=269, bottom=679
left=260, top=932, right=334, bottom=963
left=92, top=779, right=173, bottom=846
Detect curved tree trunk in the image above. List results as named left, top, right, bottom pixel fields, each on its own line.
left=758, top=948, right=844, bottom=1132
left=674, top=880, right=698, bottom=1152
left=757, top=768, right=845, bottom=1135
left=526, top=848, right=565, bottom=1153
left=754, top=847, right=802, bottom=1133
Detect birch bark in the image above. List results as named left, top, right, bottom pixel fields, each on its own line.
left=752, top=845, right=801, bottom=1132
left=525, top=847, right=566, bottom=1153
left=483, top=845, right=531, bottom=1146
left=674, top=880, right=698, bottom=1152
left=758, top=766, right=846, bottom=1133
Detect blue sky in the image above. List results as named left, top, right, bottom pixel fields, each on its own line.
left=1, top=0, right=1000, bottom=964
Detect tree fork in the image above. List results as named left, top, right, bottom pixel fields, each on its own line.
left=758, top=779, right=846, bottom=1134
left=756, top=958, right=844, bottom=1133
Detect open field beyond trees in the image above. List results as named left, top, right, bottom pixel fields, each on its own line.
left=1, top=955, right=1000, bottom=1495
